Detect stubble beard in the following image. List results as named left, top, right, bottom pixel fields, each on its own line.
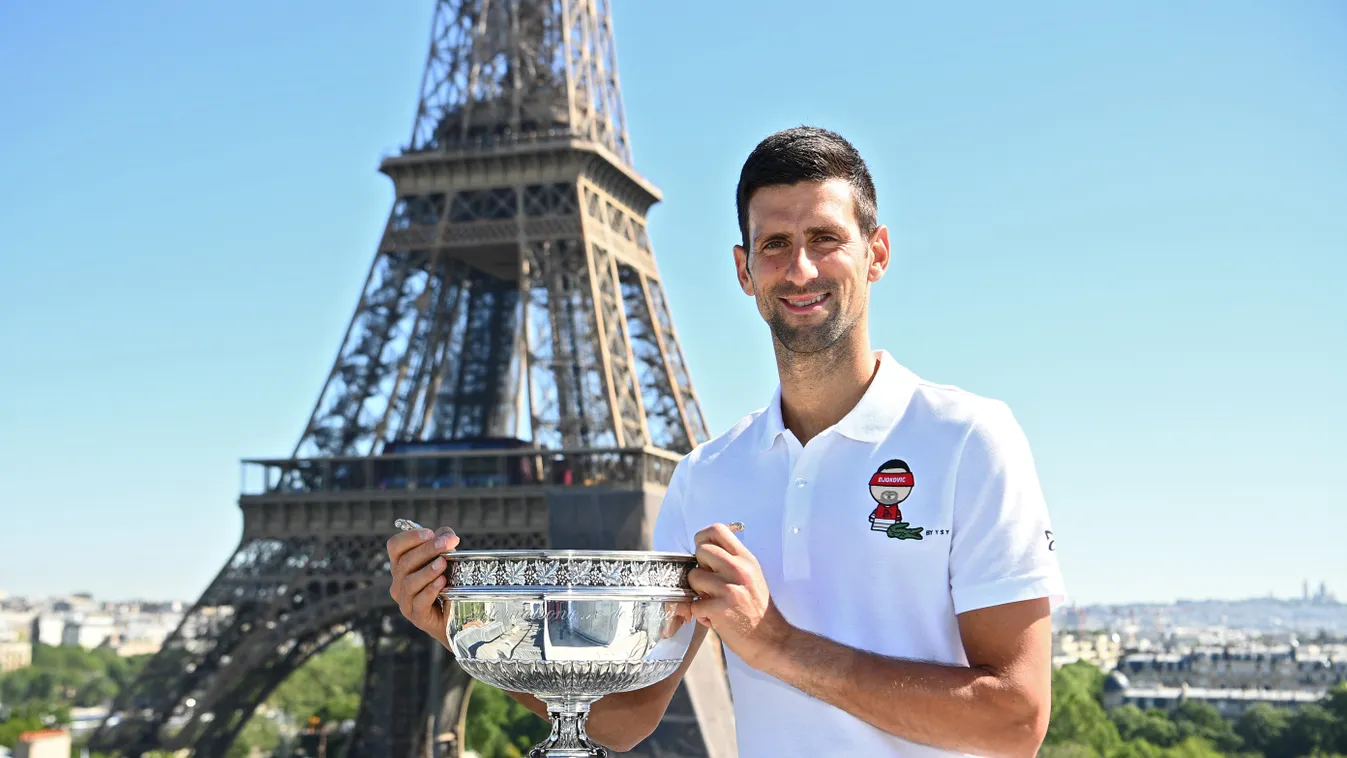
left=761, top=288, right=858, bottom=359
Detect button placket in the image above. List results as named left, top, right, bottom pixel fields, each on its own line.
left=782, top=437, right=823, bottom=581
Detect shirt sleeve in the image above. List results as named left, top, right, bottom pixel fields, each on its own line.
left=948, top=399, right=1067, bottom=615
left=651, top=455, right=694, bottom=554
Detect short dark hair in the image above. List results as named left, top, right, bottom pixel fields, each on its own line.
left=735, top=126, right=878, bottom=249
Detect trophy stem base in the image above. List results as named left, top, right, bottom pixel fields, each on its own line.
left=529, top=699, right=609, bottom=758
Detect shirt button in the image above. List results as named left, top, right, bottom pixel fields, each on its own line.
left=792, top=526, right=800, bottom=534
left=794, top=478, right=807, bottom=488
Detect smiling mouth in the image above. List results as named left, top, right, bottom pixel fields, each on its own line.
left=780, top=293, right=830, bottom=312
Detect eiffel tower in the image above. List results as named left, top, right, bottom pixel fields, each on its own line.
left=88, top=2, right=737, bottom=756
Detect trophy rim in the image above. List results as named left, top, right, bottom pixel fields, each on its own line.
left=441, top=549, right=697, bottom=562
left=440, top=586, right=696, bottom=599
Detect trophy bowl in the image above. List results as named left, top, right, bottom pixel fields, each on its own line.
left=440, top=549, right=699, bottom=758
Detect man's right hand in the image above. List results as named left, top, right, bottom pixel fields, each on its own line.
left=387, top=526, right=460, bottom=646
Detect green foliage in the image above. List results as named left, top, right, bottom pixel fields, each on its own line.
left=1170, top=700, right=1244, bottom=752
left=0, top=643, right=147, bottom=749
left=0, top=644, right=150, bottom=711
left=465, top=683, right=550, bottom=758
left=264, top=635, right=365, bottom=726
left=1042, top=660, right=1343, bottom=758
left=1160, top=735, right=1229, bottom=758
left=215, top=634, right=365, bottom=757
left=0, top=699, right=71, bottom=748
left=224, top=716, right=281, bottom=758
left=1236, top=703, right=1291, bottom=756
left=1046, top=662, right=1122, bottom=754
left=9, top=632, right=1344, bottom=758
left=1274, top=704, right=1340, bottom=758
left=0, top=712, right=46, bottom=749
left=1112, top=704, right=1182, bottom=747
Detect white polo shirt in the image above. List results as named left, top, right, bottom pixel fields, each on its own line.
left=652, top=350, right=1066, bottom=757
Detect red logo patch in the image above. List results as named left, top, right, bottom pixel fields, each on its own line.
left=868, top=459, right=922, bottom=541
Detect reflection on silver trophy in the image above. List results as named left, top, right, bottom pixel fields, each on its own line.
left=441, top=548, right=699, bottom=758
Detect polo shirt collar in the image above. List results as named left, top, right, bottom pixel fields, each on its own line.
left=756, top=350, right=918, bottom=451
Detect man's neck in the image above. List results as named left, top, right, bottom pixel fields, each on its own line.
left=774, top=335, right=879, bottom=446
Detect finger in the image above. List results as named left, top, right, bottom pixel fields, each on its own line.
left=407, top=554, right=448, bottom=598
left=411, top=572, right=447, bottom=621
left=687, top=567, right=729, bottom=597
left=693, top=523, right=745, bottom=555
left=387, top=528, right=435, bottom=563
left=690, top=597, right=724, bottom=627
left=394, top=528, right=459, bottom=580
left=694, top=543, right=744, bottom=582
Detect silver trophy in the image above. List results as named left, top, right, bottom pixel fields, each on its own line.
left=439, top=547, right=699, bottom=758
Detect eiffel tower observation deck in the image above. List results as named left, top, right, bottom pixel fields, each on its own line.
left=88, top=2, right=736, bottom=756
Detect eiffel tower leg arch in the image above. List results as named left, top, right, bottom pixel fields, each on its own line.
left=176, top=611, right=478, bottom=758
left=189, top=622, right=354, bottom=758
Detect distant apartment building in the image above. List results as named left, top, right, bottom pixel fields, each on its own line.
left=30, top=616, right=65, bottom=647
left=0, top=640, right=32, bottom=672
left=0, top=609, right=36, bottom=638
left=1103, top=672, right=1326, bottom=718
left=109, top=636, right=163, bottom=657
left=1115, top=646, right=1347, bottom=691
left=1054, top=632, right=1123, bottom=671
left=1102, top=644, right=1345, bottom=717
left=13, top=729, right=71, bottom=758
left=18, top=603, right=181, bottom=656
left=61, top=615, right=117, bottom=649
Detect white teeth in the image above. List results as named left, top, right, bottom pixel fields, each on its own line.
left=789, top=294, right=826, bottom=306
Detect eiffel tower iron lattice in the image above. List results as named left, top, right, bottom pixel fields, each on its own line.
left=88, top=2, right=736, bottom=757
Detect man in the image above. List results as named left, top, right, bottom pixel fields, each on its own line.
left=387, top=126, right=1066, bottom=757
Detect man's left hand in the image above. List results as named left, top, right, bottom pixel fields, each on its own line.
left=687, top=523, right=792, bottom=669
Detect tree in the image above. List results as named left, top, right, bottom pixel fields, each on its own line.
left=265, top=635, right=365, bottom=726
left=223, top=716, right=281, bottom=758
left=1235, top=703, right=1291, bottom=757
left=1171, top=700, right=1243, bottom=752
left=1111, top=704, right=1182, bottom=748
left=465, top=684, right=551, bottom=758
left=1038, top=743, right=1102, bottom=758
left=0, top=700, right=70, bottom=749
left=1325, top=683, right=1347, bottom=754
left=1161, top=735, right=1228, bottom=758
left=0, top=644, right=151, bottom=711
left=1044, top=662, right=1123, bottom=755
left=1272, top=703, right=1339, bottom=758
left=1107, top=739, right=1167, bottom=758
left=0, top=714, right=46, bottom=750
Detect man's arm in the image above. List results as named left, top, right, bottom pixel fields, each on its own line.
left=756, top=597, right=1052, bottom=757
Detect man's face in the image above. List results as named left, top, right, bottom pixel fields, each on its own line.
left=870, top=463, right=912, bottom=504
left=734, top=179, right=889, bottom=355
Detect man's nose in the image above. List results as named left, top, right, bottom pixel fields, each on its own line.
left=784, top=244, right=817, bottom=286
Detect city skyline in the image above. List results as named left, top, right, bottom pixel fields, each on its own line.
left=3, top=581, right=1342, bottom=612
left=1, top=0, right=1344, bottom=606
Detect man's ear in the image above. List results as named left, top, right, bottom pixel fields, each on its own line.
left=734, top=244, right=755, bottom=296
left=867, top=225, right=892, bottom=283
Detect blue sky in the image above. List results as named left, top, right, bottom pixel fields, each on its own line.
left=1, top=1, right=1343, bottom=607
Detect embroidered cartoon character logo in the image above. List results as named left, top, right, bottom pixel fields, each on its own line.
left=868, top=459, right=923, bottom=540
